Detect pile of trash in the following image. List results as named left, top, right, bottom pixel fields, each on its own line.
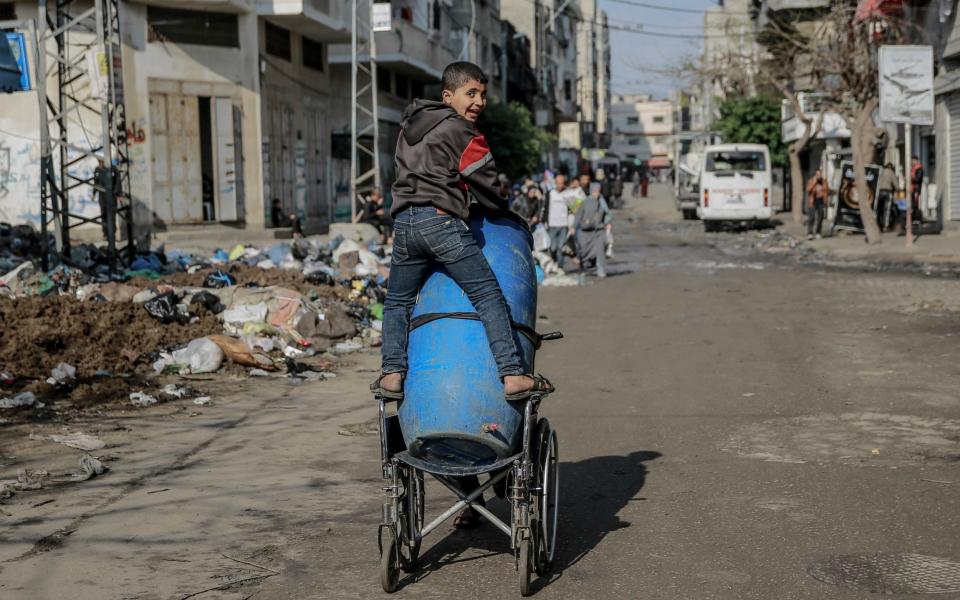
left=0, top=229, right=391, bottom=417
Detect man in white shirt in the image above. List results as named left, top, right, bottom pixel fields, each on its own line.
left=546, top=174, right=575, bottom=270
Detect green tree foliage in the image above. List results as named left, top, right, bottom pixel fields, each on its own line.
left=713, top=96, right=787, bottom=168
left=478, top=100, right=553, bottom=180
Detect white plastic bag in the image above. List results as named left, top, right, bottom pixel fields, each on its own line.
left=532, top=225, right=551, bottom=252
left=171, top=337, right=224, bottom=374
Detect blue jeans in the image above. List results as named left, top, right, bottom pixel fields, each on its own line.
left=381, top=206, right=525, bottom=378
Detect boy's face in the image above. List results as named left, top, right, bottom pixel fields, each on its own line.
left=442, top=79, right=487, bottom=123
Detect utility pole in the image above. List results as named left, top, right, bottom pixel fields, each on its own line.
left=350, top=0, right=381, bottom=223
left=36, top=0, right=133, bottom=270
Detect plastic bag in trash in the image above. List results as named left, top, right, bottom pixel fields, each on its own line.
left=171, top=337, right=224, bottom=374
left=144, top=291, right=189, bottom=324
left=203, top=270, right=236, bottom=288
left=532, top=224, right=551, bottom=253
left=190, top=290, right=225, bottom=314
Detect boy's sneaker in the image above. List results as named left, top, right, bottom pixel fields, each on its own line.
left=815, top=233, right=822, bottom=240
left=807, top=234, right=814, bottom=240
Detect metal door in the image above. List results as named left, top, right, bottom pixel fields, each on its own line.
left=149, top=93, right=171, bottom=223
left=214, top=97, right=238, bottom=221
left=151, top=92, right=203, bottom=223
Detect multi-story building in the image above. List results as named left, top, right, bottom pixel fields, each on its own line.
left=609, top=94, right=673, bottom=172
left=500, top=0, right=581, bottom=143
left=701, top=0, right=759, bottom=128
left=575, top=0, right=611, bottom=149
left=0, top=0, right=545, bottom=236
left=0, top=0, right=354, bottom=237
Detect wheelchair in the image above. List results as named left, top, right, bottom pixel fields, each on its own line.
left=375, top=387, right=559, bottom=596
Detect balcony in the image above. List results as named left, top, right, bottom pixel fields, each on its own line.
left=257, top=0, right=351, bottom=43
left=128, top=0, right=255, bottom=14
left=329, top=18, right=455, bottom=81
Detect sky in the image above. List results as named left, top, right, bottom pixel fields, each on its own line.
left=599, top=0, right=718, bottom=100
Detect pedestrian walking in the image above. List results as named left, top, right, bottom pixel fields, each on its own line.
left=640, top=163, right=649, bottom=198
left=570, top=182, right=612, bottom=278
left=877, top=163, right=897, bottom=231
left=806, top=169, right=829, bottom=240
left=546, top=174, right=576, bottom=270
left=910, top=155, right=924, bottom=215
left=631, top=169, right=641, bottom=199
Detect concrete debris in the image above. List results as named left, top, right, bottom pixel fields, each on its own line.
left=130, top=392, right=159, bottom=407
left=77, top=455, right=107, bottom=480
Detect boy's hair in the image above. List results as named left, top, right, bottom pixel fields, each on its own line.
left=442, top=61, right=487, bottom=92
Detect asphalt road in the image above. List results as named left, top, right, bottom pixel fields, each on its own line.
left=3, top=184, right=960, bottom=599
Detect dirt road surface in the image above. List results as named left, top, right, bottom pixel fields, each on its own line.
left=3, top=184, right=960, bottom=599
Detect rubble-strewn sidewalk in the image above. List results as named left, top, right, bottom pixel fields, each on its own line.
left=777, top=219, right=960, bottom=268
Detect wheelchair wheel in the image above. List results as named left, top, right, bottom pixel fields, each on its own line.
left=519, top=535, right=533, bottom=596
left=379, top=532, right=400, bottom=593
left=533, top=419, right=559, bottom=575
left=398, top=469, right=424, bottom=572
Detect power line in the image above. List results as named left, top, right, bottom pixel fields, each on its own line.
left=603, top=0, right=751, bottom=15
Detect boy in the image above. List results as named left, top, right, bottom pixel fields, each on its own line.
left=374, top=62, right=547, bottom=401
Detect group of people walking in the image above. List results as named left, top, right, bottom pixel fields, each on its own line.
left=509, top=172, right=614, bottom=278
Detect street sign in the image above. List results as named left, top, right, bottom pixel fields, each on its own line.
left=879, top=45, right=934, bottom=125
left=372, top=2, right=392, bottom=32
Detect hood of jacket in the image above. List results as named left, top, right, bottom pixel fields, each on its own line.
left=401, top=99, right=465, bottom=145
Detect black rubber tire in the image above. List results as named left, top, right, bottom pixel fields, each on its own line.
left=380, top=534, right=400, bottom=593
left=399, top=470, right=423, bottom=572
left=519, top=538, right=532, bottom=597
left=534, top=421, right=559, bottom=576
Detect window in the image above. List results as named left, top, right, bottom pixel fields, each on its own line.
left=394, top=72, right=409, bottom=99
left=302, top=36, right=324, bottom=71
left=147, top=7, right=239, bottom=47
left=626, top=116, right=639, bottom=125
left=705, top=151, right=766, bottom=172
left=627, top=137, right=641, bottom=146
left=265, top=21, right=291, bottom=60
left=411, top=80, right=425, bottom=99
left=378, top=66, right=392, bottom=93
left=652, top=115, right=665, bottom=124
left=0, top=3, right=15, bottom=20
left=431, top=0, right=441, bottom=30
left=564, top=79, right=572, bottom=101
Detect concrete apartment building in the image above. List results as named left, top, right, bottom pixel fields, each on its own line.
left=0, top=0, right=571, bottom=237
left=0, top=0, right=349, bottom=237
left=701, top=0, right=759, bottom=128
left=609, top=94, right=673, bottom=172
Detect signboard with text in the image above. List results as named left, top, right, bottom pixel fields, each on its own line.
left=879, top=45, right=934, bottom=125
left=372, top=3, right=392, bottom=32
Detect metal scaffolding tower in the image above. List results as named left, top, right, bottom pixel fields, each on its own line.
left=36, top=0, right=133, bottom=270
left=350, top=0, right=381, bottom=223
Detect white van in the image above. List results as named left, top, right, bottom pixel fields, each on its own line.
left=698, top=143, right=773, bottom=232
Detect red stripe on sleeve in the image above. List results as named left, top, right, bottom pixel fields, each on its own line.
left=459, top=135, right=491, bottom=173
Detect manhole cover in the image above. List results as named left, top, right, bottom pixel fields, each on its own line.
left=809, top=553, right=960, bottom=594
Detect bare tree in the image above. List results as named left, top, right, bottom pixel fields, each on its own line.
left=758, top=5, right=914, bottom=243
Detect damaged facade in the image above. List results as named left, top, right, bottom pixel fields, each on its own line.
left=0, top=0, right=611, bottom=241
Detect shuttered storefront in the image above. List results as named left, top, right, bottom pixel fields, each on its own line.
left=949, top=93, right=960, bottom=221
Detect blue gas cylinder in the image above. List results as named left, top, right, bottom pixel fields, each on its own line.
left=399, top=214, right=537, bottom=468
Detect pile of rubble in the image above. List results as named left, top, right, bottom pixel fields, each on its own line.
left=0, top=229, right=390, bottom=418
